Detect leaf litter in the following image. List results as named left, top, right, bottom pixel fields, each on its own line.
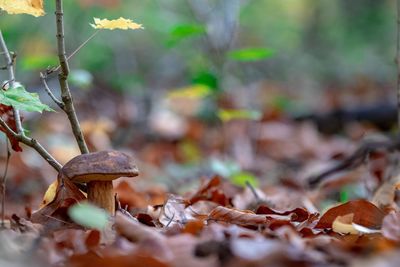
left=4, top=112, right=400, bottom=267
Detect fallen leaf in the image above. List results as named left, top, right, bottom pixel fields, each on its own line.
left=332, top=214, right=358, bottom=234
left=115, top=212, right=173, bottom=262
left=90, top=17, right=143, bottom=30
left=315, top=200, right=385, bottom=230
left=31, top=178, right=86, bottom=229
left=40, top=179, right=58, bottom=208
left=188, top=176, right=232, bottom=207
left=0, top=0, right=44, bottom=16
left=208, top=206, right=266, bottom=226
left=256, top=205, right=310, bottom=222
left=85, top=230, right=101, bottom=249
left=382, top=212, right=400, bottom=242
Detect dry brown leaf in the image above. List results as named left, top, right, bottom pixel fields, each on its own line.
left=115, top=212, right=173, bottom=262
left=208, top=206, right=266, bottom=226
left=382, top=212, right=400, bottom=242
left=31, top=178, right=86, bottom=229
left=0, top=0, right=44, bottom=16
left=332, top=214, right=358, bottom=234
left=315, top=200, right=385, bottom=230
left=256, top=205, right=310, bottom=222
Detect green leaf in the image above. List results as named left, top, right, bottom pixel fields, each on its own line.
left=0, top=86, right=53, bottom=113
left=217, top=109, right=262, bottom=122
left=68, top=203, right=109, bottom=229
left=227, top=48, right=274, bottom=62
left=167, top=84, right=212, bottom=99
left=230, top=172, right=259, bottom=188
left=167, top=23, right=206, bottom=46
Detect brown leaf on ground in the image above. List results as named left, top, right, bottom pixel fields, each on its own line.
left=315, top=200, right=385, bottom=230
left=188, top=176, right=232, bottom=207
left=256, top=205, right=310, bottom=222
left=382, top=212, right=400, bottom=242
left=69, top=251, right=169, bottom=267
left=31, top=178, right=86, bottom=230
left=208, top=206, right=266, bottom=226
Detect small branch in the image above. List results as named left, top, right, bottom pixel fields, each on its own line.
left=0, top=117, right=62, bottom=171
left=1, top=141, right=10, bottom=229
left=397, top=0, right=400, bottom=129
left=40, top=72, right=64, bottom=109
left=55, top=0, right=89, bottom=154
left=308, top=138, right=400, bottom=187
left=0, top=30, right=23, bottom=135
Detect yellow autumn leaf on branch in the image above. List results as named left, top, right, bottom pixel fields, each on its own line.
left=0, top=0, right=44, bottom=17
left=90, top=17, right=143, bottom=30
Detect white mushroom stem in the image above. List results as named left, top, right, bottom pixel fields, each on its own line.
left=87, top=181, right=115, bottom=214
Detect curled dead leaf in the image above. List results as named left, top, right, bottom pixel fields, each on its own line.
left=332, top=214, right=358, bottom=235
left=315, top=200, right=385, bottom=230
left=208, top=206, right=266, bottom=226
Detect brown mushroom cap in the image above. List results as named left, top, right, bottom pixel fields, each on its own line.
left=60, top=150, right=139, bottom=183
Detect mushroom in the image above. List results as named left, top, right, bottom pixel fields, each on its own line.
left=59, top=150, right=139, bottom=214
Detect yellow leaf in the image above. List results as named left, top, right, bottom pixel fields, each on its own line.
left=90, top=17, right=143, bottom=30
left=0, top=0, right=45, bottom=17
left=40, top=179, right=58, bottom=208
left=40, top=179, right=87, bottom=208
left=167, top=84, right=212, bottom=99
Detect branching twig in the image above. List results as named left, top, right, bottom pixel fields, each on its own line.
left=51, top=30, right=100, bottom=74
left=1, top=141, right=10, bottom=229
left=0, top=117, right=62, bottom=171
left=55, top=0, right=89, bottom=154
left=40, top=72, right=64, bottom=109
left=308, top=138, right=400, bottom=187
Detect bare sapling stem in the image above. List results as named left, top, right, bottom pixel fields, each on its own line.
left=55, top=0, right=89, bottom=154
left=397, top=0, right=400, bottom=129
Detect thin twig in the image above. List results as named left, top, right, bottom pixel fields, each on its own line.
left=0, top=117, right=62, bottom=171
left=51, top=30, right=100, bottom=74
left=55, top=0, right=89, bottom=154
left=40, top=72, right=64, bottom=109
left=0, top=30, right=23, bottom=134
left=245, top=180, right=261, bottom=203
left=1, top=141, right=10, bottom=229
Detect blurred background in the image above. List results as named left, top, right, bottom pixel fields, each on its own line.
left=0, top=0, right=398, bottom=212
